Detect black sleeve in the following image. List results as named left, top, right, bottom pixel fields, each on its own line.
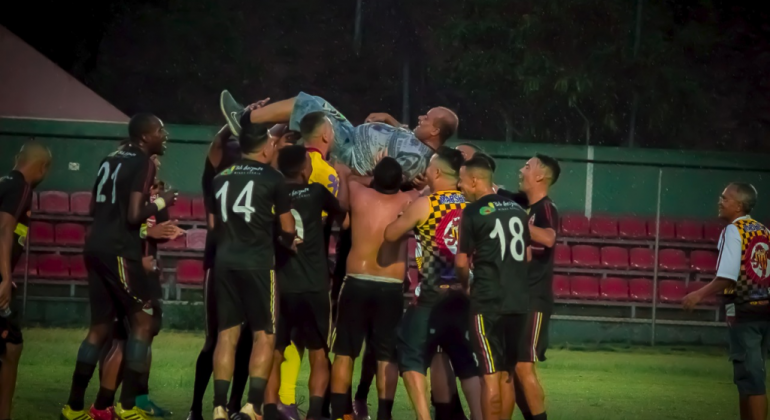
left=131, top=158, right=156, bottom=194
left=320, top=186, right=343, bottom=215
left=156, top=207, right=170, bottom=224
left=522, top=210, right=532, bottom=247
left=201, top=159, right=217, bottom=213
left=273, top=177, right=291, bottom=215
left=534, top=201, right=559, bottom=231
left=458, top=208, right=475, bottom=254
left=498, top=189, right=529, bottom=207
left=0, top=179, right=28, bottom=220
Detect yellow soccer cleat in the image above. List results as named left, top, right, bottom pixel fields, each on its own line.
left=61, top=405, right=94, bottom=420
left=115, top=403, right=152, bottom=420
left=235, top=403, right=262, bottom=420
left=213, top=406, right=228, bottom=420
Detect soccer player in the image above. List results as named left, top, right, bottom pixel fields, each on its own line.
left=62, top=113, right=177, bottom=420
left=221, top=91, right=458, bottom=182
left=263, top=145, right=348, bottom=420
left=455, top=154, right=532, bottom=420
left=209, top=119, right=296, bottom=420
left=497, top=154, right=560, bottom=420
left=0, top=141, right=51, bottom=420
left=383, top=147, right=482, bottom=420
left=330, top=157, right=412, bottom=420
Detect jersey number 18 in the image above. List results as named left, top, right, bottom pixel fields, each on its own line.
left=216, top=181, right=255, bottom=222
left=489, top=216, right=525, bottom=261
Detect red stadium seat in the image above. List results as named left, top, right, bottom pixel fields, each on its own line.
left=630, top=248, right=654, bottom=270
left=191, top=197, right=207, bottom=221
left=629, top=278, right=653, bottom=302
left=554, top=243, right=571, bottom=266
left=648, top=219, right=675, bottom=240
left=39, top=191, right=70, bottom=214
left=31, top=191, right=39, bottom=212
left=590, top=216, right=618, bottom=238
left=704, top=221, right=726, bottom=243
left=55, top=223, right=86, bottom=247
left=561, top=214, right=589, bottom=237
left=37, top=254, right=70, bottom=278
left=601, top=246, right=629, bottom=269
left=70, top=191, right=92, bottom=216
left=168, top=195, right=193, bottom=220
left=29, top=221, right=54, bottom=245
left=601, top=277, right=629, bottom=301
left=618, top=216, right=649, bottom=239
left=407, top=268, right=419, bottom=292
left=690, top=250, right=717, bottom=273
left=658, top=280, right=686, bottom=303
left=658, top=249, right=688, bottom=271
left=570, top=276, right=600, bottom=300
left=69, top=255, right=87, bottom=279
left=13, top=254, right=37, bottom=277
left=186, top=229, right=206, bottom=251
left=176, top=259, right=205, bottom=285
left=676, top=220, right=703, bottom=242
left=553, top=275, right=570, bottom=299
left=407, top=237, right=417, bottom=259
left=571, top=245, right=600, bottom=268
left=686, top=281, right=717, bottom=305
left=158, top=235, right=186, bottom=250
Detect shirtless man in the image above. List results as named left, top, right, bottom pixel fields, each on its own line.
left=220, top=91, right=458, bottom=183
left=329, top=157, right=412, bottom=420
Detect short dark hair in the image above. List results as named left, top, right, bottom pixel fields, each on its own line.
left=128, top=113, right=158, bottom=140
left=434, top=146, right=465, bottom=177
left=730, top=182, right=758, bottom=213
left=536, top=153, right=561, bottom=186
left=277, top=145, right=308, bottom=179
left=463, top=153, right=496, bottom=173
left=373, top=157, right=403, bottom=194
left=299, top=112, right=328, bottom=139
left=239, top=120, right=269, bottom=154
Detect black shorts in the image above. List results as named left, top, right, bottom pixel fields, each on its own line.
left=332, top=277, right=403, bottom=362
left=397, top=292, right=477, bottom=379
left=86, top=253, right=154, bottom=326
left=519, top=311, right=551, bottom=363
left=277, top=292, right=331, bottom=352
left=215, top=267, right=277, bottom=334
left=470, top=313, right=529, bottom=375
left=0, top=293, right=22, bottom=356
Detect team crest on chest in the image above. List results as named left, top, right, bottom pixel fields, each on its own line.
left=746, top=235, right=770, bottom=285
left=436, top=208, right=462, bottom=258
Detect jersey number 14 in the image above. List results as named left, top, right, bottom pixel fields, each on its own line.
left=490, top=217, right=525, bottom=261
left=215, top=181, right=255, bottom=222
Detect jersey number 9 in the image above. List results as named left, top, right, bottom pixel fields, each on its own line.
left=215, top=181, right=255, bottom=222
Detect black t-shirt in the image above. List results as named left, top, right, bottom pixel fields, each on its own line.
left=209, top=158, right=290, bottom=270
left=276, top=183, right=342, bottom=293
left=526, top=196, right=560, bottom=313
left=460, top=194, right=531, bottom=315
left=202, top=138, right=242, bottom=269
left=85, top=144, right=156, bottom=260
left=497, top=188, right=529, bottom=207
left=0, top=170, right=32, bottom=270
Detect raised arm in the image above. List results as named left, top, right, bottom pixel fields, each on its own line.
left=128, top=160, right=177, bottom=225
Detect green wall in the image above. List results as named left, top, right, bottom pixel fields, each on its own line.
left=1, top=117, right=767, bottom=221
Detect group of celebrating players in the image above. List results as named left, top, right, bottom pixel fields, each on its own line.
left=0, top=90, right=561, bottom=420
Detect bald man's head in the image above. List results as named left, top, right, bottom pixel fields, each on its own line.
left=15, top=140, right=52, bottom=186
left=414, top=107, right=459, bottom=145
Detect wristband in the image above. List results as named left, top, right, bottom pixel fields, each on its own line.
left=155, top=197, right=166, bottom=211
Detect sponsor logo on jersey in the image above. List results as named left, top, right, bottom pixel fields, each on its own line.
left=436, top=209, right=462, bottom=259
left=480, top=202, right=496, bottom=215
left=747, top=235, right=770, bottom=285
left=438, top=193, right=465, bottom=205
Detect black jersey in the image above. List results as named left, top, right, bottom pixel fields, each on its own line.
left=84, top=144, right=156, bottom=260
left=459, top=194, right=531, bottom=315
left=276, top=183, right=342, bottom=293
left=209, top=158, right=290, bottom=270
left=0, top=170, right=32, bottom=269
left=143, top=192, right=170, bottom=259
left=202, top=138, right=242, bottom=269
left=526, top=196, right=559, bottom=312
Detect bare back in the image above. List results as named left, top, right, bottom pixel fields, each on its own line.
left=347, top=183, right=412, bottom=282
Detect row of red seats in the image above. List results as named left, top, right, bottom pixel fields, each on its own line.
left=14, top=253, right=86, bottom=279
left=27, top=221, right=208, bottom=250
left=31, top=191, right=208, bottom=221
left=555, top=244, right=717, bottom=272
left=554, top=275, right=717, bottom=304
left=561, top=214, right=726, bottom=242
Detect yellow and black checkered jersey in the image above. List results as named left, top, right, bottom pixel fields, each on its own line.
left=307, top=148, right=338, bottom=218
left=722, top=217, right=770, bottom=319
left=414, top=190, right=466, bottom=304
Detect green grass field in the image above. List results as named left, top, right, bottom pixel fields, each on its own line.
left=12, top=328, right=736, bottom=420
